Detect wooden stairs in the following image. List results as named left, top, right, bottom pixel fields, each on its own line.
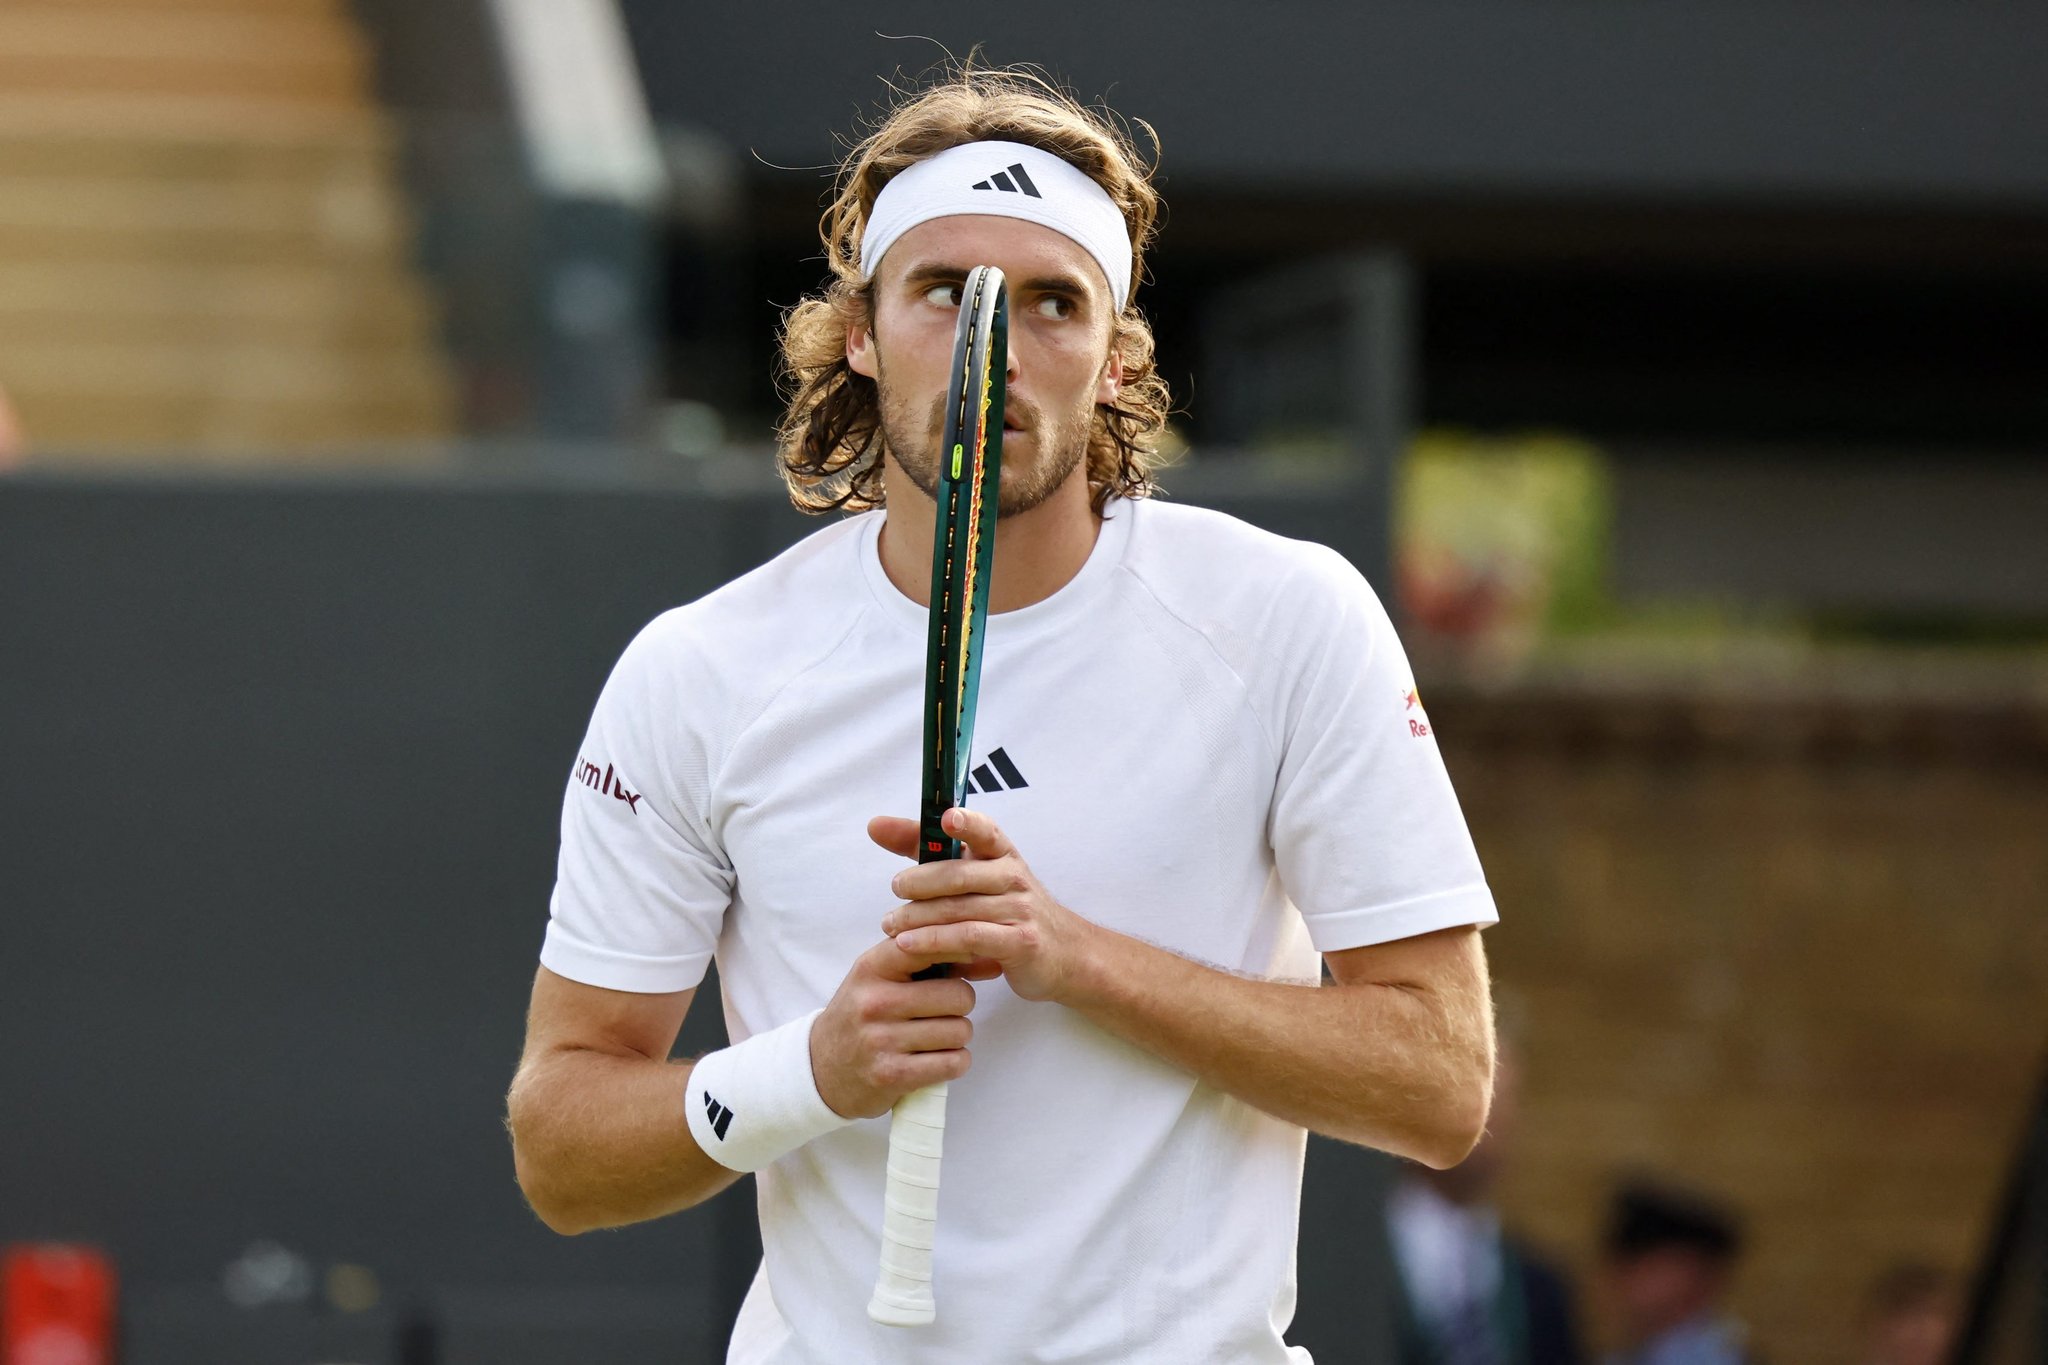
left=0, top=0, right=458, bottom=460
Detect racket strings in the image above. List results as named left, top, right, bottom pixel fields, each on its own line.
left=930, top=524, right=960, bottom=817
left=921, top=267, right=1003, bottom=845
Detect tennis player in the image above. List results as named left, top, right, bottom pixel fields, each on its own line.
left=508, top=67, right=1499, bottom=1365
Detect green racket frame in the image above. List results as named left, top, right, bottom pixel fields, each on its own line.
left=917, top=264, right=1007, bottom=868
left=870, top=263, right=1006, bottom=1329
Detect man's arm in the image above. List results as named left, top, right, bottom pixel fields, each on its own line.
left=1061, top=923, right=1493, bottom=1168
left=508, top=935, right=981, bottom=1235
left=505, top=968, right=741, bottom=1235
left=874, top=809, right=1496, bottom=1170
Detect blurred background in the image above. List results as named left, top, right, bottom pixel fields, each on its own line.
left=1, top=2, right=2043, bottom=1363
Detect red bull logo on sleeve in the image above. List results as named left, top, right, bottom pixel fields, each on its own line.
left=1403, top=687, right=1432, bottom=738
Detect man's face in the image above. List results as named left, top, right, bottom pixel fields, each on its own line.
left=846, top=213, right=1124, bottom=518
left=1866, top=1301, right=1957, bottom=1365
left=1603, top=1248, right=1728, bottom=1343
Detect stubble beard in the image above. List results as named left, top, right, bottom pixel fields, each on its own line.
left=876, top=375, right=1094, bottom=519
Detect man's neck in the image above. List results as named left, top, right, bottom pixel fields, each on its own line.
left=876, top=462, right=1102, bottom=613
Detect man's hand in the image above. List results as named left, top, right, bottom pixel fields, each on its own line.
left=865, top=808, right=1495, bottom=1168
left=810, top=936, right=976, bottom=1120
left=868, top=808, right=1092, bottom=1004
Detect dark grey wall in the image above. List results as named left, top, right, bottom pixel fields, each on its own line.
left=0, top=473, right=814, bottom=1342
left=0, top=471, right=1398, bottom=1356
left=623, top=1, right=2048, bottom=206
left=1613, top=449, right=2048, bottom=617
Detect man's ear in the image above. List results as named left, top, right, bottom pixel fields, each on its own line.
left=847, top=321, right=878, bottom=380
left=1095, top=339, right=1125, bottom=407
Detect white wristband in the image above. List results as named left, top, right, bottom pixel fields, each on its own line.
left=684, top=1009, right=852, bottom=1173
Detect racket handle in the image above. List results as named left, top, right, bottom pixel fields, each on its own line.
left=867, top=1080, right=948, bottom=1325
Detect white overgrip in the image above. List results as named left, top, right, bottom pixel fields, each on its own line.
left=867, top=1081, right=949, bottom=1325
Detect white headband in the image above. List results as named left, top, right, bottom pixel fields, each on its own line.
left=858, top=140, right=1133, bottom=311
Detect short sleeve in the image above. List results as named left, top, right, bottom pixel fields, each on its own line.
left=1267, top=549, right=1497, bottom=951
left=540, top=614, right=734, bottom=993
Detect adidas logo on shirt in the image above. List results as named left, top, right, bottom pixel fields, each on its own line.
left=970, top=163, right=1042, bottom=198
left=703, top=1092, right=735, bottom=1141
left=965, top=747, right=1029, bottom=796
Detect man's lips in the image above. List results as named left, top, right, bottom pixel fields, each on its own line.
left=1000, top=395, right=1034, bottom=436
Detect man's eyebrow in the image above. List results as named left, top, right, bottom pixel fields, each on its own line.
left=896, top=262, right=1099, bottom=301
left=896, top=262, right=968, bottom=288
left=1017, top=273, right=1094, bottom=298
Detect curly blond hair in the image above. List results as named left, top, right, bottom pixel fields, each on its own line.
left=775, top=65, right=1172, bottom=515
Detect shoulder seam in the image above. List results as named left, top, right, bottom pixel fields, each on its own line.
left=705, top=601, right=877, bottom=812
left=1110, top=561, right=1284, bottom=769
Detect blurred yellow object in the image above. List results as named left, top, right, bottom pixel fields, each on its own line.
left=323, top=1263, right=381, bottom=1315
left=0, top=379, right=22, bottom=467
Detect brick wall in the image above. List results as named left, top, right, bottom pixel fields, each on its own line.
left=1431, top=677, right=2048, bottom=1364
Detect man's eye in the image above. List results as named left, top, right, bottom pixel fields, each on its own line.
left=1032, top=296, right=1074, bottom=320
left=923, top=283, right=964, bottom=307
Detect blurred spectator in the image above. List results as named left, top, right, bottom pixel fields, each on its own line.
left=1386, top=1051, right=1585, bottom=1365
left=0, top=381, right=22, bottom=467
left=1857, top=1263, right=1959, bottom=1365
left=1599, top=1181, right=1753, bottom=1365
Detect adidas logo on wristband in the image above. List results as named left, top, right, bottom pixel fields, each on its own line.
left=703, top=1093, right=735, bottom=1141
left=685, top=1010, right=852, bottom=1174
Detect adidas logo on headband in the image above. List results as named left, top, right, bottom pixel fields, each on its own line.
left=971, top=163, right=1042, bottom=198
left=860, top=140, right=1134, bottom=309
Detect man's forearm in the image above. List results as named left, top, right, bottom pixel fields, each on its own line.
left=1057, top=924, right=1494, bottom=1168
left=877, top=808, right=1496, bottom=1165
left=507, top=1049, right=742, bottom=1234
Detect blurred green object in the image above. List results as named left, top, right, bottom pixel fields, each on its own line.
left=1396, top=429, right=1613, bottom=665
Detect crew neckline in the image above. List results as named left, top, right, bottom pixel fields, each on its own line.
left=858, top=497, right=1138, bottom=645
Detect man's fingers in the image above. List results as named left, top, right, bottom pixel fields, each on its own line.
left=860, top=934, right=945, bottom=983
left=883, top=886, right=1026, bottom=935
left=889, top=855, right=1015, bottom=904
left=867, top=815, right=920, bottom=859
left=901, top=975, right=976, bottom=1019
left=873, top=809, right=1014, bottom=865
left=878, top=1015, right=973, bottom=1054
left=857, top=938, right=984, bottom=1005
left=941, top=806, right=1014, bottom=860
left=894, top=920, right=1020, bottom=964
left=876, top=811, right=1024, bottom=921
left=821, top=938, right=979, bottom=1117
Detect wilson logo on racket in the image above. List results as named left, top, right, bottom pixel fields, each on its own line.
left=969, top=162, right=1042, bottom=198
left=574, top=756, right=643, bottom=813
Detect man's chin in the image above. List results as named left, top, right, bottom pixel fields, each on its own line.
left=883, top=421, right=1084, bottom=519
left=994, top=467, right=1055, bottom=519
left=882, top=446, right=940, bottom=503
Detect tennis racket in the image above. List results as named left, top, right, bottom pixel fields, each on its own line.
left=868, top=264, right=1007, bottom=1327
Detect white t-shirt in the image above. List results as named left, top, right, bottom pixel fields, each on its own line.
left=541, top=497, right=1498, bottom=1365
